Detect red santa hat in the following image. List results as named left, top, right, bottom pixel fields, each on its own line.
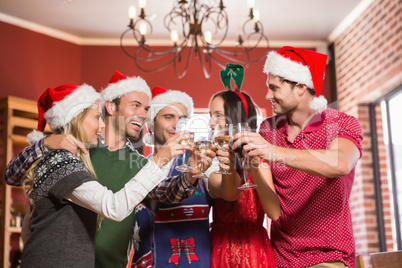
left=264, top=46, right=328, bottom=113
left=143, top=86, right=194, bottom=146
left=101, top=71, right=151, bottom=103
left=27, top=84, right=100, bottom=145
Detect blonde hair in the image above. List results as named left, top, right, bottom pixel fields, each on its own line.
left=23, top=107, right=99, bottom=221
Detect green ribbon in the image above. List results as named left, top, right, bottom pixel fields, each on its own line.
left=219, top=63, right=244, bottom=92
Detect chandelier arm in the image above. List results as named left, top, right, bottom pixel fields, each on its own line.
left=132, top=40, right=189, bottom=61
left=120, top=29, right=137, bottom=58
left=196, top=47, right=212, bottom=79
left=199, top=9, right=229, bottom=47
left=133, top=46, right=182, bottom=73
left=208, top=54, right=227, bottom=70
left=243, top=24, right=266, bottom=52
left=214, top=9, right=229, bottom=30
left=165, top=7, right=191, bottom=38
left=213, top=41, right=270, bottom=65
left=123, top=46, right=177, bottom=60
left=173, top=43, right=193, bottom=79
left=135, top=45, right=182, bottom=58
left=212, top=47, right=251, bottom=67
left=242, top=19, right=254, bottom=36
left=241, top=21, right=267, bottom=49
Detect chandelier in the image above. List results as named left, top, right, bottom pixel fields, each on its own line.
left=120, top=0, right=269, bottom=78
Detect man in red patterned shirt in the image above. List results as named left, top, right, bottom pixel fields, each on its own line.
left=233, top=46, right=363, bottom=268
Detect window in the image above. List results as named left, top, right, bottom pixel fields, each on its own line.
left=371, top=84, right=402, bottom=251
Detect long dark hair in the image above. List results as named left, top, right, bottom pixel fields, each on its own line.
left=210, top=90, right=258, bottom=179
left=210, top=90, right=258, bottom=132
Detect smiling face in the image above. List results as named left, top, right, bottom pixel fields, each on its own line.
left=82, top=101, right=105, bottom=144
left=209, top=96, right=226, bottom=129
left=153, top=103, right=187, bottom=146
left=266, top=75, right=299, bottom=115
left=111, top=91, right=150, bottom=140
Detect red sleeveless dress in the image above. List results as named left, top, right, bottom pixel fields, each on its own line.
left=210, top=175, right=276, bottom=268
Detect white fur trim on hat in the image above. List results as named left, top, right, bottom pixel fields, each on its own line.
left=264, top=51, right=314, bottom=89
left=27, top=130, right=45, bottom=145
left=142, top=133, right=154, bottom=147
left=147, top=90, right=194, bottom=131
left=101, top=76, right=151, bottom=103
left=309, top=95, right=328, bottom=113
left=44, top=84, right=100, bottom=131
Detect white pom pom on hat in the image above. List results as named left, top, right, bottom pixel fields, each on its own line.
left=27, top=130, right=45, bottom=145
left=264, top=46, right=328, bottom=113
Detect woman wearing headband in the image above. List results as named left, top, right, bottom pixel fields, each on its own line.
left=207, top=64, right=280, bottom=268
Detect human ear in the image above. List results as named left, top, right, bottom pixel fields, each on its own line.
left=105, top=101, right=116, bottom=115
left=296, top=84, right=308, bottom=96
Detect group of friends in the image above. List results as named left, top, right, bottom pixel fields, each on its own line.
left=4, top=46, right=363, bottom=268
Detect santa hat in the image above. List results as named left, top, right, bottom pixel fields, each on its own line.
left=143, top=86, right=194, bottom=146
left=263, top=46, right=328, bottom=113
left=27, top=84, right=100, bottom=145
left=101, top=71, right=151, bottom=103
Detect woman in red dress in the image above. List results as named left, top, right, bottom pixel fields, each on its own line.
left=207, top=78, right=281, bottom=267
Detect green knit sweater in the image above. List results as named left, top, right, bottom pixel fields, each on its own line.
left=90, top=142, right=148, bottom=268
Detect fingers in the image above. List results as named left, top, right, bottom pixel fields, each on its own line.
left=216, top=149, right=229, bottom=157
left=168, top=145, right=191, bottom=159
left=45, top=134, right=84, bottom=156
left=65, top=135, right=88, bottom=155
left=232, top=132, right=269, bottom=153
left=231, top=131, right=252, bottom=150
left=218, top=162, right=231, bottom=171
left=72, top=137, right=88, bottom=155
left=210, top=143, right=217, bottom=152
left=217, top=155, right=230, bottom=165
left=205, top=149, right=216, bottom=159
left=169, top=130, right=191, bottom=144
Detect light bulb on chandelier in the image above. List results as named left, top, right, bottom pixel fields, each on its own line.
left=120, top=0, right=269, bottom=78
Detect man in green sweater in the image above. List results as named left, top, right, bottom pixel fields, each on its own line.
left=93, top=71, right=212, bottom=268
left=5, top=71, right=215, bottom=268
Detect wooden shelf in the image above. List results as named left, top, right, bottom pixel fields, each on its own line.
left=11, top=135, right=29, bottom=146
left=1, top=96, right=41, bottom=268
left=9, top=227, right=22, bottom=234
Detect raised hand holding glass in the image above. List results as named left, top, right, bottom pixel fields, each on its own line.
left=175, top=118, right=194, bottom=172
left=192, top=127, right=213, bottom=179
left=213, top=124, right=232, bottom=174
left=230, top=122, right=257, bottom=190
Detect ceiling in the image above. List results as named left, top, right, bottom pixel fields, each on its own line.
left=0, top=0, right=369, bottom=47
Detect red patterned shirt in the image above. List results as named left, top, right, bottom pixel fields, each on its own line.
left=259, top=108, right=363, bottom=268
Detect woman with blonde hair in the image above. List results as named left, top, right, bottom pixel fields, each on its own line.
left=20, top=84, right=169, bottom=268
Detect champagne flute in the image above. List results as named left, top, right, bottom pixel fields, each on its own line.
left=175, top=118, right=194, bottom=172
left=213, top=124, right=232, bottom=174
left=230, top=122, right=257, bottom=190
left=192, top=127, right=213, bottom=179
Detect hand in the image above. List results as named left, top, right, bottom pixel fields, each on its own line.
left=187, top=147, right=216, bottom=176
left=44, top=134, right=88, bottom=156
left=152, top=131, right=192, bottom=169
left=216, top=144, right=235, bottom=172
left=232, top=131, right=275, bottom=163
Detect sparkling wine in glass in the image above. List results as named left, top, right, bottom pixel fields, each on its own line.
left=213, top=124, right=232, bottom=174
left=231, top=122, right=257, bottom=190
left=192, top=128, right=213, bottom=179
left=175, top=118, right=194, bottom=172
